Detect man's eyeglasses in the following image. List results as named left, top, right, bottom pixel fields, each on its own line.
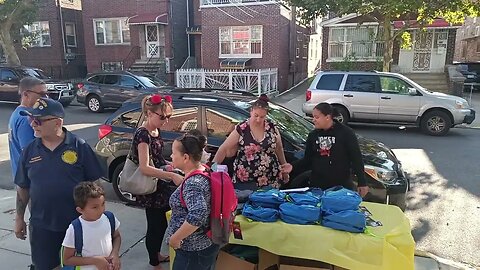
left=26, top=90, right=49, bottom=98
left=151, top=111, right=172, bottom=120
left=28, top=116, right=58, bottom=126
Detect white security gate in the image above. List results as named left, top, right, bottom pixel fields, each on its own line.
left=146, top=25, right=160, bottom=58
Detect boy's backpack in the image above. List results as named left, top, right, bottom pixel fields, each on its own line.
left=321, top=186, right=362, bottom=213
left=287, top=191, right=321, bottom=206
left=321, top=210, right=366, bottom=233
left=61, top=211, right=116, bottom=270
left=242, top=202, right=279, bottom=222
left=279, top=203, right=322, bottom=225
left=248, top=189, right=287, bottom=209
left=180, top=169, right=238, bottom=247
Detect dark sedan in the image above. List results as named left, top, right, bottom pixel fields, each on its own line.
left=94, top=89, right=409, bottom=210
left=76, top=71, right=173, bottom=112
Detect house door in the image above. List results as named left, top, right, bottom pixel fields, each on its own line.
left=412, top=30, right=434, bottom=72
left=145, top=25, right=160, bottom=58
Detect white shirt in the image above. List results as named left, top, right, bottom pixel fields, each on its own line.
left=62, top=214, right=120, bottom=270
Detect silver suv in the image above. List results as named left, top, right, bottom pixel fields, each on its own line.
left=302, top=71, right=476, bottom=136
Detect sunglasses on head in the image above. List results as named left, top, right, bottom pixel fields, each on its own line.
left=149, top=94, right=172, bottom=105
left=28, top=116, right=58, bottom=126
left=152, top=111, right=172, bottom=120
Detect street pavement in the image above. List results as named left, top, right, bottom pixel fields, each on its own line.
left=0, top=86, right=479, bottom=269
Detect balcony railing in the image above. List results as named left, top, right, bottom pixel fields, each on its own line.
left=200, top=0, right=277, bottom=6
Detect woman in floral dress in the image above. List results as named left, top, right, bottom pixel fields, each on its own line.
left=212, top=94, right=292, bottom=190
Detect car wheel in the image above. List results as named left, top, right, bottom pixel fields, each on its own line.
left=87, top=95, right=104, bottom=113
left=111, top=161, right=136, bottom=204
left=420, top=110, right=451, bottom=136
left=333, top=106, right=350, bottom=124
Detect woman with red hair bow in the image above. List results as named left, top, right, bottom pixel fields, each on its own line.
left=129, top=94, right=183, bottom=269
left=213, top=94, right=292, bottom=190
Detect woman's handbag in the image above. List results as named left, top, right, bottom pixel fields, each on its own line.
left=119, top=148, right=158, bottom=195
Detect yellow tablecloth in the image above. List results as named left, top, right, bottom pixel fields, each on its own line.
left=229, top=202, right=415, bottom=270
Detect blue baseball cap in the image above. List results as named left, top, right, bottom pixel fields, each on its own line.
left=20, top=98, right=65, bottom=118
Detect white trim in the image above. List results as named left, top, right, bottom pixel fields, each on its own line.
left=326, top=58, right=379, bottom=62
left=200, top=0, right=279, bottom=8
left=319, top=13, right=359, bottom=27
left=93, top=17, right=130, bottom=46
left=219, top=25, right=263, bottom=58
left=328, top=22, right=379, bottom=27
left=23, top=21, right=51, bottom=47
left=65, top=22, right=77, bottom=47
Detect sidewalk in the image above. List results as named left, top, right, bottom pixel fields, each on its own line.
left=0, top=188, right=475, bottom=270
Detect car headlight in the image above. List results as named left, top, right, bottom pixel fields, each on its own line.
left=46, top=84, right=55, bottom=90
left=455, top=100, right=469, bottom=109
left=364, top=165, right=398, bottom=184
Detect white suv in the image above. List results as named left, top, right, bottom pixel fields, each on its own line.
left=302, top=71, right=476, bottom=136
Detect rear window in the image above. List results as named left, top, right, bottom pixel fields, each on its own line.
left=87, top=75, right=104, bottom=83
left=111, top=109, right=142, bottom=128
left=315, top=74, right=344, bottom=90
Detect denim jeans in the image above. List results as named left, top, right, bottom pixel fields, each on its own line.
left=173, top=244, right=220, bottom=270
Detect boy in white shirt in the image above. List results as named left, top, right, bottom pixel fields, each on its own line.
left=62, top=182, right=121, bottom=270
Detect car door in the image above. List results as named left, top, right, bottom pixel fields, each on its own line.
left=0, top=68, right=21, bottom=102
left=118, top=75, right=144, bottom=103
left=378, top=76, right=422, bottom=122
left=342, top=74, right=380, bottom=120
left=101, top=74, right=122, bottom=106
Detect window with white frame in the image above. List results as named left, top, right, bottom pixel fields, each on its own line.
left=219, top=25, right=262, bottom=58
left=328, top=26, right=384, bottom=60
left=94, top=18, right=130, bottom=45
left=23, top=21, right=51, bottom=47
left=65, top=23, right=76, bottom=47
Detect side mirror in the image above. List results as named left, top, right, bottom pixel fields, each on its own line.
left=134, top=84, right=142, bottom=90
left=408, top=87, right=417, bottom=96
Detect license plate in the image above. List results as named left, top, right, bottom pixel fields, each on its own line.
left=62, top=92, right=71, bottom=97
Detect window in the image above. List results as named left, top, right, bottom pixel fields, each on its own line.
left=315, top=74, right=344, bottom=91
left=94, top=18, right=130, bottom=45
left=477, top=41, right=480, bottom=53
left=87, top=75, right=104, bottom=83
left=103, top=75, right=120, bottom=85
left=162, top=107, right=199, bottom=133
left=328, top=26, right=384, bottom=59
left=380, top=76, right=411, bottom=95
left=344, top=75, right=379, bottom=93
left=296, top=47, right=300, bottom=58
left=205, top=107, right=245, bottom=138
left=65, top=23, right=76, bottom=47
left=113, top=109, right=142, bottom=128
left=120, top=76, right=141, bottom=88
left=303, top=44, right=308, bottom=59
left=219, top=25, right=262, bottom=58
left=102, top=62, right=123, bottom=71
left=0, top=69, right=17, bottom=81
left=23, top=21, right=51, bottom=47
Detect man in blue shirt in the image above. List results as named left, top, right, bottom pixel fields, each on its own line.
left=8, top=77, right=48, bottom=180
left=14, top=98, right=104, bottom=270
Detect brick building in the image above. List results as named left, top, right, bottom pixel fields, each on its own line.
left=454, top=17, right=480, bottom=62
left=16, top=0, right=86, bottom=79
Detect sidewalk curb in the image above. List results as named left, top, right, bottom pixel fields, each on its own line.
left=276, top=77, right=311, bottom=98
left=415, top=250, right=478, bottom=270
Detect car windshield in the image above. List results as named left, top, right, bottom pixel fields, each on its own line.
left=235, top=101, right=313, bottom=145
left=19, top=68, right=49, bottom=79
left=136, top=75, right=167, bottom=87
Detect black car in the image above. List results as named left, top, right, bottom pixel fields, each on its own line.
left=0, top=65, right=75, bottom=106
left=94, top=89, right=409, bottom=210
left=76, top=71, right=173, bottom=113
left=453, top=62, right=480, bottom=91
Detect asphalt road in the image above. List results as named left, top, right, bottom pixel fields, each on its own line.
left=1, top=90, right=479, bottom=266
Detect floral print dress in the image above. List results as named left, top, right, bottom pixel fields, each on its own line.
left=233, top=119, right=282, bottom=188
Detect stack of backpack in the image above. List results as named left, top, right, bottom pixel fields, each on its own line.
left=242, top=186, right=367, bottom=233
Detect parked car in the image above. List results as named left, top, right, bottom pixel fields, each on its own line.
left=0, top=65, right=75, bottom=106
left=76, top=71, right=173, bottom=113
left=302, top=71, right=476, bottom=136
left=453, top=62, right=480, bottom=91
left=94, top=89, right=409, bottom=210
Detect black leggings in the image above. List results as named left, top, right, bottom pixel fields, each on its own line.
left=145, top=207, right=169, bottom=266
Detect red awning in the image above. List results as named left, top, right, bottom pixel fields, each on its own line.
left=127, top=13, right=168, bottom=25
left=393, top=18, right=461, bottom=29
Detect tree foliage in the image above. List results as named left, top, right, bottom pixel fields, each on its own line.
left=287, top=0, right=480, bottom=71
left=0, top=0, right=38, bottom=65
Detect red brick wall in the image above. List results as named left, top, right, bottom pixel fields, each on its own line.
left=454, top=17, right=480, bottom=62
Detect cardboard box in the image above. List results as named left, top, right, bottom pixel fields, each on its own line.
left=278, top=256, right=332, bottom=270
left=215, top=245, right=279, bottom=270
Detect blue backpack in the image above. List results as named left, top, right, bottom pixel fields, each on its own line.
left=322, top=210, right=366, bottom=233
left=279, top=203, right=322, bottom=225
left=249, top=189, right=287, bottom=209
left=61, top=211, right=116, bottom=270
left=287, top=191, right=321, bottom=206
left=321, top=186, right=362, bottom=213
left=242, top=202, right=279, bottom=222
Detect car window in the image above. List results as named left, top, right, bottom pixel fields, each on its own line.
left=380, top=76, right=411, bottom=95
left=18, top=68, right=48, bottom=79
left=162, top=106, right=199, bottom=133
left=344, top=75, right=379, bottom=93
left=120, top=76, right=141, bottom=88
left=0, top=69, right=18, bottom=81
left=315, top=74, right=344, bottom=90
left=88, top=75, right=105, bottom=84
left=103, top=75, right=120, bottom=85
left=136, top=75, right=167, bottom=87
left=205, top=107, right=245, bottom=138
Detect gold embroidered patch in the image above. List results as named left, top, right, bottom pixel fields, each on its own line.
left=33, top=99, right=48, bottom=110
left=29, top=156, right=42, bottom=163
left=61, top=150, right=78, bottom=165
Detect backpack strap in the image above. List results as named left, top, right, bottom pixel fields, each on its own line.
left=104, top=211, right=116, bottom=239
left=180, top=169, right=209, bottom=207
left=71, top=218, right=83, bottom=256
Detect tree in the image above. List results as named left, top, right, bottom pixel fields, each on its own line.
left=0, top=0, right=38, bottom=65
left=287, top=0, right=480, bottom=71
